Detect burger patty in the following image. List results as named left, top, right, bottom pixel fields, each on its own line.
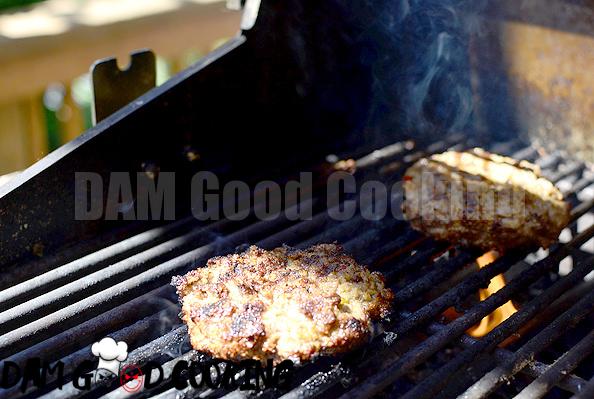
left=402, top=148, right=570, bottom=251
left=172, top=244, right=393, bottom=363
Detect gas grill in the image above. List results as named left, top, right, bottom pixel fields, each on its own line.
left=2, top=0, right=594, bottom=398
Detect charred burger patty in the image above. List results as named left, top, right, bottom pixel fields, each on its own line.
left=172, top=244, right=393, bottom=363
left=403, top=148, right=570, bottom=250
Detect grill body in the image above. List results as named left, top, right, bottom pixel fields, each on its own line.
left=1, top=1, right=594, bottom=398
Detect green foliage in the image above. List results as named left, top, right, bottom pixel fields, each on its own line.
left=0, top=0, right=44, bottom=12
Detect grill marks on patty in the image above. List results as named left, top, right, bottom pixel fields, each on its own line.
left=191, top=299, right=233, bottom=320
left=173, top=244, right=393, bottom=363
left=402, top=148, right=571, bottom=250
left=300, top=294, right=340, bottom=331
left=228, top=302, right=265, bottom=345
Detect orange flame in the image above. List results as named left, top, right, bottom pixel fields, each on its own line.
left=466, top=250, right=518, bottom=337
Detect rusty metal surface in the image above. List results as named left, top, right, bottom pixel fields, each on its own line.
left=474, top=0, right=594, bottom=162
left=501, top=20, right=594, bottom=162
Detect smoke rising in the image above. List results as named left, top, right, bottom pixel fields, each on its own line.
left=248, top=0, right=503, bottom=154
left=357, top=0, right=488, bottom=143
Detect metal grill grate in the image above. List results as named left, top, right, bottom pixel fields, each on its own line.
left=1, top=135, right=594, bottom=399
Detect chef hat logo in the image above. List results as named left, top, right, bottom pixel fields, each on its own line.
left=92, top=337, right=128, bottom=376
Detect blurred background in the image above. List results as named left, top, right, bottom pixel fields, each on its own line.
left=0, top=0, right=240, bottom=178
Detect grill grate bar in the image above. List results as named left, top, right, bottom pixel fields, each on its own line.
left=0, top=200, right=314, bottom=359
left=183, top=147, right=583, bottom=397
left=544, top=161, right=584, bottom=183
left=103, top=233, right=422, bottom=399
left=0, top=219, right=233, bottom=336
left=6, top=137, right=436, bottom=397
left=102, top=351, right=203, bottom=399
left=565, top=197, right=594, bottom=222
left=337, top=224, right=594, bottom=399
left=512, top=274, right=594, bottom=346
left=514, top=329, right=594, bottom=399
left=357, top=232, right=426, bottom=267
left=460, top=288, right=594, bottom=399
left=0, top=223, right=150, bottom=292
left=280, top=274, right=507, bottom=398
left=401, top=251, right=594, bottom=399
left=421, top=317, right=589, bottom=395
left=0, top=166, right=336, bottom=333
left=510, top=145, right=538, bottom=161
left=91, top=217, right=442, bottom=399
left=111, top=145, right=593, bottom=398
left=564, top=173, right=594, bottom=196
left=286, top=221, right=593, bottom=399
left=36, top=326, right=191, bottom=399
left=0, top=216, right=198, bottom=311
left=3, top=286, right=173, bottom=369
left=11, top=143, right=582, bottom=347
left=2, top=288, right=177, bottom=399
left=341, top=221, right=403, bottom=255
left=297, top=214, right=373, bottom=250
left=379, top=239, right=444, bottom=279
left=272, top=183, right=594, bottom=399
left=33, top=206, right=418, bottom=398
left=390, top=249, right=480, bottom=304
left=572, top=376, right=594, bottom=399
left=535, top=151, right=563, bottom=169
left=7, top=138, right=594, bottom=399
left=392, top=251, right=526, bottom=336
left=255, top=208, right=340, bottom=249
left=355, top=140, right=415, bottom=169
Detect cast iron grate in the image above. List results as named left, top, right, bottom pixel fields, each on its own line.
left=1, top=135, right=593, bottom=399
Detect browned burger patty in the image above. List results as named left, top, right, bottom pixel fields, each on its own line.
left=402, top=148, right=570, bottom=251
left=172, top=244, right=392, bottom=363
